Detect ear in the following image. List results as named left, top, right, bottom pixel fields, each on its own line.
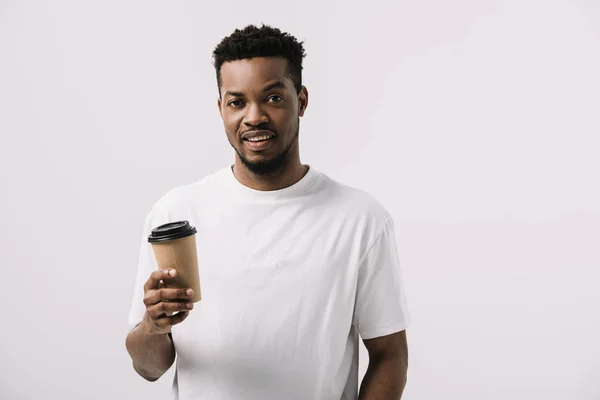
left=298, top=86, right=308, bottom=117
left=217, top=97, right=223, bottom=119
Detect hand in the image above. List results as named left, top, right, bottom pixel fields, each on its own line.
left=141, top=268, right=194, bottom=335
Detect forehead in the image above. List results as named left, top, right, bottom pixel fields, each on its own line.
left=220, top=57, right=292, bottom=92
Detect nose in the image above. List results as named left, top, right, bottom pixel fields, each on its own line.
left=243, top=102, right=269, bottom=127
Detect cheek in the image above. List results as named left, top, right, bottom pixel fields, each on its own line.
left=283, top=110, right=299, bottom=128
left=274, top=107, right=295, bottom=126
left=223, top=114, right=242, bottom=132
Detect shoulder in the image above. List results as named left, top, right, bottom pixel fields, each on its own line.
left=317, top=171, right=392, bottom=231
left=149, top=167, right=227, bottom=219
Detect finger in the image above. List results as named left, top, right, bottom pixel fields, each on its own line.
left=144, top=268, right=177, bottom=293
left=153, top=311, right=190, bottom=331
left=147, top=298, right=194, bottom=319
left=168, top=311, right=190, bottom=327
left=151, top=305, right=192, bottom=321
left=143, top=287, right=194, bottom=307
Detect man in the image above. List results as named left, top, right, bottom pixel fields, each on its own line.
left=126, top=24, right=410, bottom=399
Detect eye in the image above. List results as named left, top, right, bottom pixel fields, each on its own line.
left=227, top=99, right=244, bottom=107
left=268, top=95, right=283, bottom=103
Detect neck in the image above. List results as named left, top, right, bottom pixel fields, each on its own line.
left=232, top=157, right=308, bottom=191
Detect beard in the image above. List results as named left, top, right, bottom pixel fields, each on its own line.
left=231, top=121, right=299, bottom=176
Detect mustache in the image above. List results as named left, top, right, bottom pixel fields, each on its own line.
left=241, top=127, right=275, bottom=134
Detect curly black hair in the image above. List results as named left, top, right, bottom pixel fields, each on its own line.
left=212, top=24, right=306, bottom=97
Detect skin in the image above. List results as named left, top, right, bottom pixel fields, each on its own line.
left=125, top=268, right=193, bottom=381
left=360, top=330, right=409, bottom=399
left=126, top=56, right=409, bottom=396
left=217, top=56, right=309, bottom=191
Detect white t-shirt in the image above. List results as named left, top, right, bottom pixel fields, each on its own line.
left=128, top=165, right=410, bottom=400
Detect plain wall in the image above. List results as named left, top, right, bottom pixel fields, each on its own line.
left=1, top=0, right=599, bottom=399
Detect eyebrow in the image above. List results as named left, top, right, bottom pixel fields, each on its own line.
left=223, top=81, right=287, bottom=98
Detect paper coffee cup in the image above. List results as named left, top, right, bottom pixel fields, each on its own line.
left=148, top=220, right=202, bottom=302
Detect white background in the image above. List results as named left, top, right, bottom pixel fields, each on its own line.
left=1, top=0, right=599, bottom=399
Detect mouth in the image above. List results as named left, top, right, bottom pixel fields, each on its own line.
left=241, top=130, right=276, bottom=152
left=243, top=135, right=275, bottom=152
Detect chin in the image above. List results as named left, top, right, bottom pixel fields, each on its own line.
left=240, top=154, right=288, bottom=175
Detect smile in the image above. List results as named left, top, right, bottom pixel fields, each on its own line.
left=243, top=136, right=274, bottom=151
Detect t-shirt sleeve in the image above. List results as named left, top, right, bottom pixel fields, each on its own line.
left=127, top=210, right=161, bottom=327
left=353, top=214, right=410, bottom=340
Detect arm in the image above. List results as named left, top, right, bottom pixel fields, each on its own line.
left=125, top=268, right=194, bottom=381
left=125, top=318, right=176, bottom=381
left=358, top=330, right=408, bottom=400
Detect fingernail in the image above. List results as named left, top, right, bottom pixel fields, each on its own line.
left=186, top=303, right=193, bottom=309
left=169, top=269, right=176, bottom=276
left=186, top=289, right=193, bottom=296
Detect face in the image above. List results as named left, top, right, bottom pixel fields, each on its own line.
left=217, top=57, right=308, bottom=175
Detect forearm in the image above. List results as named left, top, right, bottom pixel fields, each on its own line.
left=125, top=318, right=176, bottom=381
left=358, top=355, right=407, bottom=400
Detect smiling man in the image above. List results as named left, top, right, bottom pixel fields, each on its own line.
left=219, top=55, right=307, bottom=185
left=126, top=24, right=410, bottom=400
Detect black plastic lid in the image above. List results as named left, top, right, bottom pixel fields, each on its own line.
left=148, top=220, right=197, bottom=243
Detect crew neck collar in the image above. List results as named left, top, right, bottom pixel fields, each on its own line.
left=220, top=164, right=320, bottom=201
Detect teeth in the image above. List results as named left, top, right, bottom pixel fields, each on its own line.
left=247, top=135, right=272, bottom=142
